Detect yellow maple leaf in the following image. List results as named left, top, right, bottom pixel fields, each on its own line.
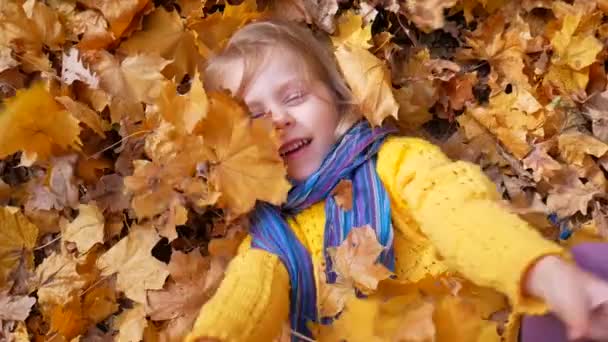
left=466, top=89, right=544, bottom=158
left=188, top=0, right=268, bottom=59
left=156, top=73, right=208, bottom=133
left=0, top=207, right=38, bottom=287
left=56, top=96, right=107, bottom=138
left=121, top=53, right=171, bottom=104
left=96, top=226, right=169, bottom=303
left=551, top=14, right=603, bottom=71
left=558, top=131, right=608, bottom=166
left=113, top=303, right=147, bottom=342
left=62, top=204, right=105, bottom=254
left=327, top=225, right=393, bottom=294
left=0, top=83, right=81, bottom=163
left=334, top=45, right=399, bottom=126
left=330, top=12, right=398, bottom=127
left=118, top=8, right=204, bottom=80
left=331, top=11, right=372, bottom=49
left=198, top=92, right=290, bottom=216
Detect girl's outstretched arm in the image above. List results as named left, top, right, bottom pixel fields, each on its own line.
left=185, top=245, right=290, bottom=342
left=376, top=137, right=567, bottom=315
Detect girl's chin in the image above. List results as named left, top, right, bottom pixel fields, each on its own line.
left=287, top=163, right=320, bottom=182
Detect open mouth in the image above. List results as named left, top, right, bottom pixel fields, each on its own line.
left=279, top=138, right=312, bottom=158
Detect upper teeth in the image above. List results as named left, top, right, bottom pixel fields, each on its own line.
left=280, top=139, right=310, bottom=156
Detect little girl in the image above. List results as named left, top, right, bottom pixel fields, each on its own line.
left=186, top=20, right=608, bottom=342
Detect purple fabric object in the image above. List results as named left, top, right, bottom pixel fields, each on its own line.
left=520, top=242, right=608, bottom=342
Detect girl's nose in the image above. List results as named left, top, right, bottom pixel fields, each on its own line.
left=271, top=107, right=294, bottom=130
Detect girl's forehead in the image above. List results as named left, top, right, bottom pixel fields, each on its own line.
left=238, top=47, right=317, bottom=96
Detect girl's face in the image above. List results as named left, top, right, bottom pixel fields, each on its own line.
left=227, top=50, right=341, bottom=182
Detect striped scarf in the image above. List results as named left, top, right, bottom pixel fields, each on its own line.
left=249, top=120, right=395, bottom=339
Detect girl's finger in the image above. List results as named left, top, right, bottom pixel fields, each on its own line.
left=587, top=304, right=608, bottom=340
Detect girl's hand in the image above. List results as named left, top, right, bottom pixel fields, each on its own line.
left=526, top=255, right=608, bottom=341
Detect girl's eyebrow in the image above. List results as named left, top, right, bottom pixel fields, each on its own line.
left=277, top=79, right=305, bottom=97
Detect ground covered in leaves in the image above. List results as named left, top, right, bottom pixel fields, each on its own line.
left=1, top=0, right=608, bottom=341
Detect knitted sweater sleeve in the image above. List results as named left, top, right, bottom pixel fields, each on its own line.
left=376, top=136, right=568, bottom=314
left=185, top=241, right=290, bottom=342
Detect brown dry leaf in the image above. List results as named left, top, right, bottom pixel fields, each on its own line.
left=35, top=251, right=87, bottom=308
left=86, top=174, right=130, bottom=213
left=146, top=251, right=214, bottom=341
left=457, top=14, right=530, bottom=90
left=22, top=0, right=66, bottom=50
left=592, top=202, right=608, bottom=238
left=198, top=92, right=290, bottom=216
left=26, top=154, right=80, bottom=211
left=546, top=177, right=602, bottom=217
left=332, top=179, right=353, bottom=211
left=118, top=8, right=203, bottom=80
left=61, top=48, right=100, bottom=88
left=0, top=1, right=55, bottom=73
left=0, top=292, right=36, bottom=321
left=0, top=83, right=81, bottom=164
left=124, top=120, right=212, bottom=220
left=327, top=225, right=393, bottom=294
left=78, top=0, right=151, bottom=39
left=585, top=90, right=608, bottom=142
left=405, top=0, right=457, bottom=32
left=62, top=204, right=105, bottom=254
left=97, top=226, right=169, bottom=303
left=66, top=9, right=114, bottom=50
left=156, top=73, right=208, bottom=133
left=56, top=96, right=107, bottom=138
left=522, top=146, right=563, bottom=181
left=334, top=45, right=398, bottom=126
left=271, top=0, right=338, bottom=33
left=558, top=131, right=608, bottom=166
left=113, top=304, right=147, bottom=342
left=0, top=207, right=38, bottom=288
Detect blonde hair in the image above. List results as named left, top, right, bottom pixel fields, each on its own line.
left=204, top=19, right=361, bottom=136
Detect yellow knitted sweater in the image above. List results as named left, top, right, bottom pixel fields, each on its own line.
left=186, top=136, right=566, bottom=342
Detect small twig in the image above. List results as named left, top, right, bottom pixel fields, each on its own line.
left=396, top=14, right=419, bottom=47
left=34, top=234, right=62, bottom=250
left=87, top=129, right=151, bottom=159
left=80, top=274, right=111, bottom=297
left=290, top=330, right=316, bottom=342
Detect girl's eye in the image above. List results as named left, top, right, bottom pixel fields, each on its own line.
left=251, top=111, right=266, bottom=119
left=249, top=108, right=267, bottom=119
left=284, top=91, right=306, bottom=105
